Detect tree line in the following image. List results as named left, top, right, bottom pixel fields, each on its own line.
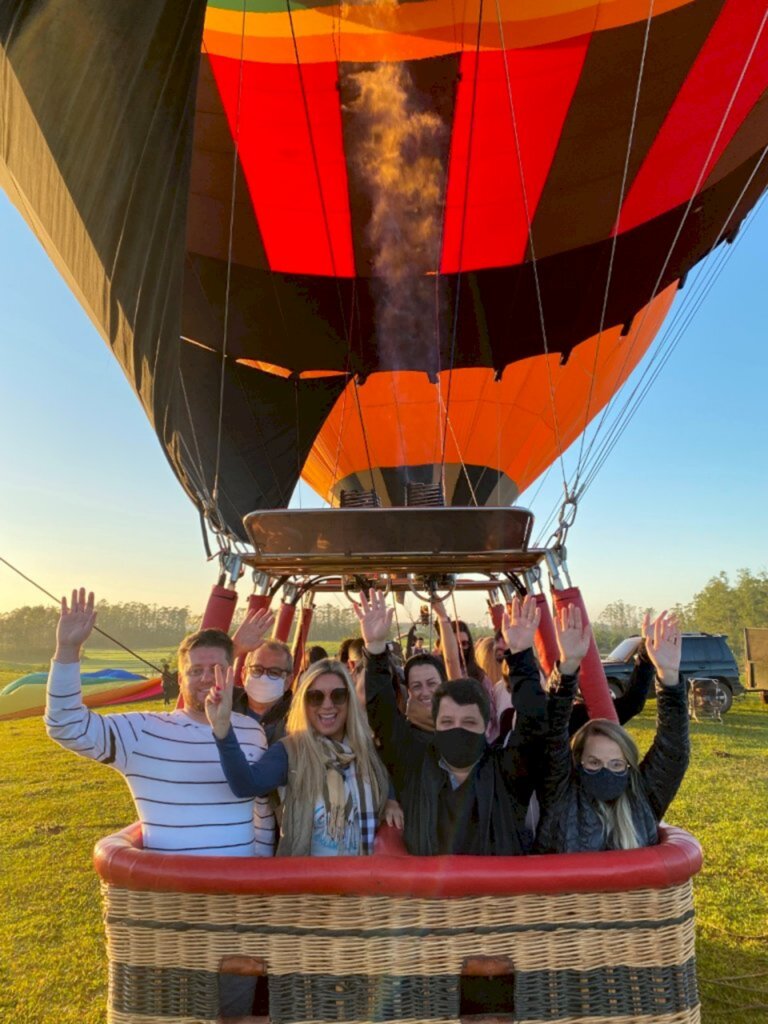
left=0, top=600, right=366, bottom=660
left=3, top=569, right=764, bottom=663
left=594, top=569, right=768, bottom=662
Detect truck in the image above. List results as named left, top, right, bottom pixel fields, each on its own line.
left=601, top=632, right=744, bottom=713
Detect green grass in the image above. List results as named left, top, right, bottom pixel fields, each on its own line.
left=1, top=678, right=766, bottom=1024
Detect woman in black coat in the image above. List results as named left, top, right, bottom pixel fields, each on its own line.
left=535, top=610, right=690, bottom=854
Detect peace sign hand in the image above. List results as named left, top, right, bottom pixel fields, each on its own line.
left=206, top=664, right=235, bottom=739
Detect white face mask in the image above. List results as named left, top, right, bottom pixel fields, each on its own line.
left=245, top=673, right=285, bottom=704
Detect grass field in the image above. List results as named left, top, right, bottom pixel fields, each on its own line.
left=1, top=671, right=766, bottom=1024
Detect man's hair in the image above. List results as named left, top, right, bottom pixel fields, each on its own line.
left=177, top=628, right=233, bottom=666
left=306, top=644, right=328, bottom=666
left=431, top=677, right=491, bottom=725
left=404, top=653, right=446, bottom=689
left=347, top=637, right=364, bottom=661
left=245, top=639, right=293, bottom=674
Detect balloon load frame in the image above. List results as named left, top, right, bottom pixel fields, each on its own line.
left=94, top=504, right=703, bottom=1024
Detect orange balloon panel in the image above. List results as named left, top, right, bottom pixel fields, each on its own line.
left=302, top=284, right=677, bottom=507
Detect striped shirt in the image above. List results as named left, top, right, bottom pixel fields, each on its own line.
left=45, top=661, right=274, bottom=856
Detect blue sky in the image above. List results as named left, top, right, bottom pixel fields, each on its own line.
left=0, top=191, right=766, bottom=626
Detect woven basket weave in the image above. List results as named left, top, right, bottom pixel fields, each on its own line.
left=95, top=824, right=702, bottom=1024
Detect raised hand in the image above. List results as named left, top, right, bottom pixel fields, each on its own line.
left=643, top=611, right=682, bottom=685
left=232, top=606, right=276, bottom=657
left=431, top=597, right=450, bottom=623
left=55, top=588, right=97, bottom=662
left=554, top=603, right=592, bottom=676
left=501, top=595, right=541, bottom=654
left=205, top=664, right=235, bottom=739
left=352, top=589, right=393, bottom=653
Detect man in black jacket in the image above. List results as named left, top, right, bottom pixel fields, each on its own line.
left=356, top=590, right=586, bottom=855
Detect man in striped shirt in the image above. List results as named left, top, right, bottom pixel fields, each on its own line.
left=45, top=588, right=275, bottom=857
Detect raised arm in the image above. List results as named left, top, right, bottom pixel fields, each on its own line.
left=536, top=604, right=592, bottom=809
left=45, top=588, right=141, bottom=769
left=231, top=606, right=276, bottom=659
left=638, top=612, right=690, bottom=818
left=612, top=625, right=654, bottom=725
left=432, top=599, right=462, bottom=680
left=207, top=665, right=289, bottom=796
left=498, top=596, right=548, bottom=797
left=354, top=591, right=421, bottom=780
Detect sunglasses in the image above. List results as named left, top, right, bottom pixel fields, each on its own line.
left=305, top=687, right=349, bottom=708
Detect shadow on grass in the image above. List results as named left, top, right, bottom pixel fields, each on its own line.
left=697, top=930, right=768, bottom=1023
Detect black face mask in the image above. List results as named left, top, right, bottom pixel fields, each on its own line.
left=434, top=728, right=487, bottom=769
left=578, top=765, right=630, bottom=803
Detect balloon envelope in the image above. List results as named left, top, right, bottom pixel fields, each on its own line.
left=1, top=0, right=766, bottom=533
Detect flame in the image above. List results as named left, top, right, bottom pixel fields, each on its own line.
left=343, top=31, right=448, bottom=376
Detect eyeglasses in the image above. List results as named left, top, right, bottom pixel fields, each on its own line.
left=246, top=664, right=289, bottom=680
left=305, top=687, right=349, bottom=708
left=581, top=756, right=629, bottom=775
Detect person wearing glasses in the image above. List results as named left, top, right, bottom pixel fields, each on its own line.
left=231, top=639, right=294, bottom=745
left=534, top=610, right=689, bottom=854
left=45, top=589, right=276, bottom=858
left=359, top=590, right=566, bottom=856
left=207, top=658, right=397, bottom=856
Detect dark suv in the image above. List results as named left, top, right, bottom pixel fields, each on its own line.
left=601, top=633, right=744, bottom=713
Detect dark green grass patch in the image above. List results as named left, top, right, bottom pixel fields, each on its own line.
left=2, top=692, right=766, bottom=1023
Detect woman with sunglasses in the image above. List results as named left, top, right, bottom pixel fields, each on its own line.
left=534, top=609, right=690, bottom=854
left=206, top=659, right=393, bottom=856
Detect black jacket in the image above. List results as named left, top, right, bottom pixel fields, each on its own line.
left=364, top=648, right=547, bottom=855
left=232, top=688, right=292, bottom=746
left=567, top=646, right=653, bottom=735
left=534, top=669, right=690, bottom=854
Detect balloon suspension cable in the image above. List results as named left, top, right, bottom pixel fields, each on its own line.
left=493, top=0, right=567, bottom=491
left=449, top=588, right=468, bottom=676
left=389, top=590, right=402, bottom=650
left=544, top=547, right=572, bottom=593
left=544, top=489, right=579, bottom=589
left=0, top=555, right=163, bottom=674
left=440, top=0, right=485, bottom=494
left=218, top=551, right=244, bottom=590
left=250, top=570, right=272, bottom=596
left=572, top=9, right=768, bottom=500
left=212, top=1, right=249, bottom=511
left=572, top=0, right=656, bottom=489
left=524, top=565, right=545, bottom=596
left=286, top=0, right=377, bottom=499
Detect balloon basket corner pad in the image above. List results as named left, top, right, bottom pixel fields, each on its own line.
left=95, top=823, right=702, bottom=1024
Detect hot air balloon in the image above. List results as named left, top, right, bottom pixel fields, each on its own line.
left=2, top=2, right=764, bottom=1022
left=1, top=0, right=766, bottom=536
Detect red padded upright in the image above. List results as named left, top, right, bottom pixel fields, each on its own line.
left=200, top=584, right=238, bottom=631
left=552, top=586, right=617, bottom=722
left=533, top=593, right=559, bottom=677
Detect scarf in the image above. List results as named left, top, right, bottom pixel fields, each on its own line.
left=278, top=735, right=388, bottom=856
left=318, top=737, right=375, bottom=852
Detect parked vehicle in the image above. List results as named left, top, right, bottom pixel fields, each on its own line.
left=601, top=633, right=744, bottom=713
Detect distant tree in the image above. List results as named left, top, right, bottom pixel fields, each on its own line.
left=686, top=569, right=768, bottom=661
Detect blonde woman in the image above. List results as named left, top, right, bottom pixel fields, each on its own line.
left=207, top=658, right=398, bottom=856
left=534, top=610, right=689, bottom=853
left=475, top=635, right=503, bottom=686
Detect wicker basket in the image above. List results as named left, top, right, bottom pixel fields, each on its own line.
left=94, top=824, right=702, bottom=1024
